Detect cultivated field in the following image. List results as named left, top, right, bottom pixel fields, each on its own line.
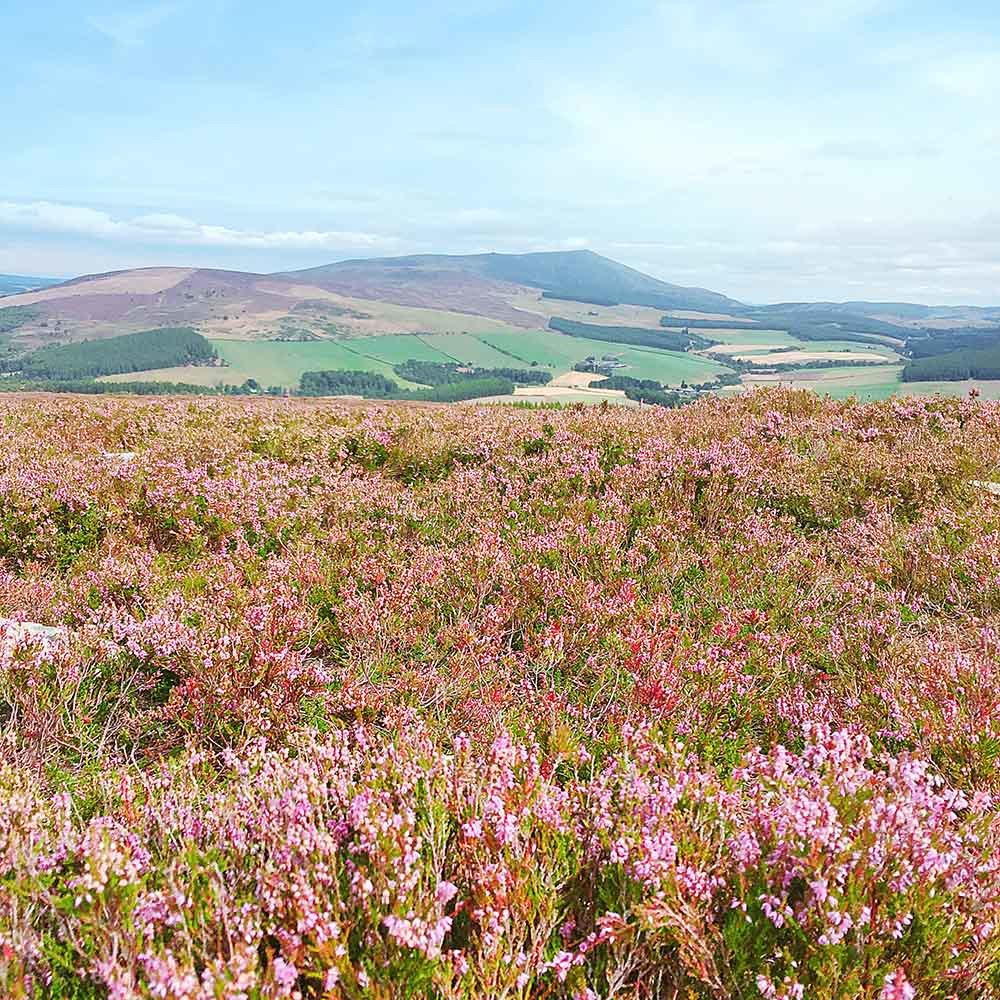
left=101, top=330, right=731, bottom=391
left=506, top=291, right=670, bottom=329
left=3, top=391, right=1000, bottom=997
left=741, top=365, right=1000, bottom=401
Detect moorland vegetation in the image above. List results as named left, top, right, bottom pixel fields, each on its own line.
left=2, top=390, right=1000, bottom=997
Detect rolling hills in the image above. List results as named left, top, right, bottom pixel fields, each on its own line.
left=1, top=250, right=999, bottom=401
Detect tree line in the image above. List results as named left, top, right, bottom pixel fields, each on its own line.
left=902, top=344, right=1000, bottom=382
left=393, top=360, right=551, bottom=387
left=548, top=318, right=710, bottom=352
left=4, top=327, right=217, bottom=380
left=298, top=369, right=514, bottom=402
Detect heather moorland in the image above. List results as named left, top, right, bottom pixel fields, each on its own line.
left=2, top=390, right=1000, bottom=998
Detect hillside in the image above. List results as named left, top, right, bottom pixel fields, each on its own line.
left=4, top=250, right=1000, bottom=402
left=285, top=249, right=742, bottom=313
left=5, top=391, right=1000, bottom=997
left=902, top=341, right=1000, bottom=382
left=9, top=326, right=217, bottom=380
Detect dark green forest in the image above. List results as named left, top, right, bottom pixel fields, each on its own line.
left=393, top=360, right=551, bottom=387
left=8, top=327, right=217, bottom=380
left=905, top=329, right=1000, bottom=359
left=0, top=307, right=39, bottom=335
left=902, top=344, right=1000, bottom=382
left=298, top=369, right=514, bottom=402
left=0, top=379, right=218, bottom=396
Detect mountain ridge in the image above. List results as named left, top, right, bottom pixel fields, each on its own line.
left=1, top=252, right=997, bottom=351
left=282, top=249, right=742, bottom=314
left=0, top=274, right=61, bottom=296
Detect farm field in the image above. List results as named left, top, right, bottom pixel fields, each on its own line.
left=506, top=291, right=669, bottom=329
left=478, top=330, right=730, bottom=384
left=741, top=365, right=1000, bottom=401
left=103, top=340, right=426, bottom=389
left=700, top=327, right=801, bottom=347
left=3, top=391, right=1000, bottom=997
left=416, top=332, right=536, bottom=368
left=742, top=365, right=906, bottom=398
left=103, top=330, right=730, bottom=391
left=81, top=325, right=991, bottom=404
left=705, top=335, right=900, bottom=363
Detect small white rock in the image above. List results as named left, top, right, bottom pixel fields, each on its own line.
left=103, top=451, right=136, bottom=463
left=0, top=619, right=70, bottom=654
left=971, top=480, right=1000, bottom=496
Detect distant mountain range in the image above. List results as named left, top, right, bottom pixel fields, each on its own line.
left=0, top=251, right=997, bottom=350
left=0, top=274, right=60, bottom=296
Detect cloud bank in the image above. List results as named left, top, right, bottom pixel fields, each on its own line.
left=0, top=201, right=397, bottom=252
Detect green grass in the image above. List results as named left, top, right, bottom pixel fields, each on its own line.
left=344, top=335, right=454, bottom=366
left=476, top=330, right=586, bottom=368
left=806, top=367, right=906, bottom=399
left=209, top=341, right=425, bottom=388
left=897, top=379, right=1000, bottom=400
left=102, top=330, right=728, bottom=391
left=610, top=345, right=728, bottom=385
left=476, top=330, right=729, bottom=385
left=781, top=339, right=900, bottom=359
left=420, top=334, right=539, bottom=369
left=700, top=328, right=800, bottom=347
left=742, top=365, right=1000, bottom=402
left=331, top=298, right=530, bottom=337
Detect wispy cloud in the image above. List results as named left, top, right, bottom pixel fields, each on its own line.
left=87, top=2, right=184, bottom=47
left=0, top=201, right=398, bottom=251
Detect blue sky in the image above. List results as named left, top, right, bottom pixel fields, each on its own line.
left=2, top=0, right=999, bottom=303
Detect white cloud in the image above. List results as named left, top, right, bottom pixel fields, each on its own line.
left=0, top=201, right=397, bottom=251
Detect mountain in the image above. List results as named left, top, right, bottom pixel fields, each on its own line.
left=0, top=252, right=747, bottom=347
left=0, top=251, right=994, bottom=356
left=0, top=274, right=60, bottom=296
left=752, top=300, right=1000, bottom=328
left=284, top=250, right=742, bottom=313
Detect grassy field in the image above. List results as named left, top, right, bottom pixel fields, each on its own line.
left=701, top=328, right=800, bottom=347
left=741, top=364, right=1000, bottom=401
left=339, top=335, right=454, bottom=366
left=103, top=341, right=424, bottom=389
left=742, top=365, right=903, bottom=397
left=419, top=333, right=539, bottom=369
left=505, top=291, right=668, bottom=329
left=481, top=388, right=639, bottom=406
left=96, top=328, right=731, bottom=391
left=478, top=330, right=730, bottom=385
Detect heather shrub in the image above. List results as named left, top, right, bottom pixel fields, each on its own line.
left=1, top=391, right=1000, bottom=997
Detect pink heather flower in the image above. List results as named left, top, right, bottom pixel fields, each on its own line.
left=461, top=818, right=483, bottom=840
left=809, top=877, right=829, bottom=903
left=272, top=956, right=298, bottom=991
left=880, top=969, right=916, bottom=1000
left=756, top=974, right=777, bottom=998
left=435, top=880, right=459, bottom=906
left=550, top=951, right=575, bottom=982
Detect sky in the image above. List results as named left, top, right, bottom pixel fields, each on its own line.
left=2, top=0, right=999, bottom=304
